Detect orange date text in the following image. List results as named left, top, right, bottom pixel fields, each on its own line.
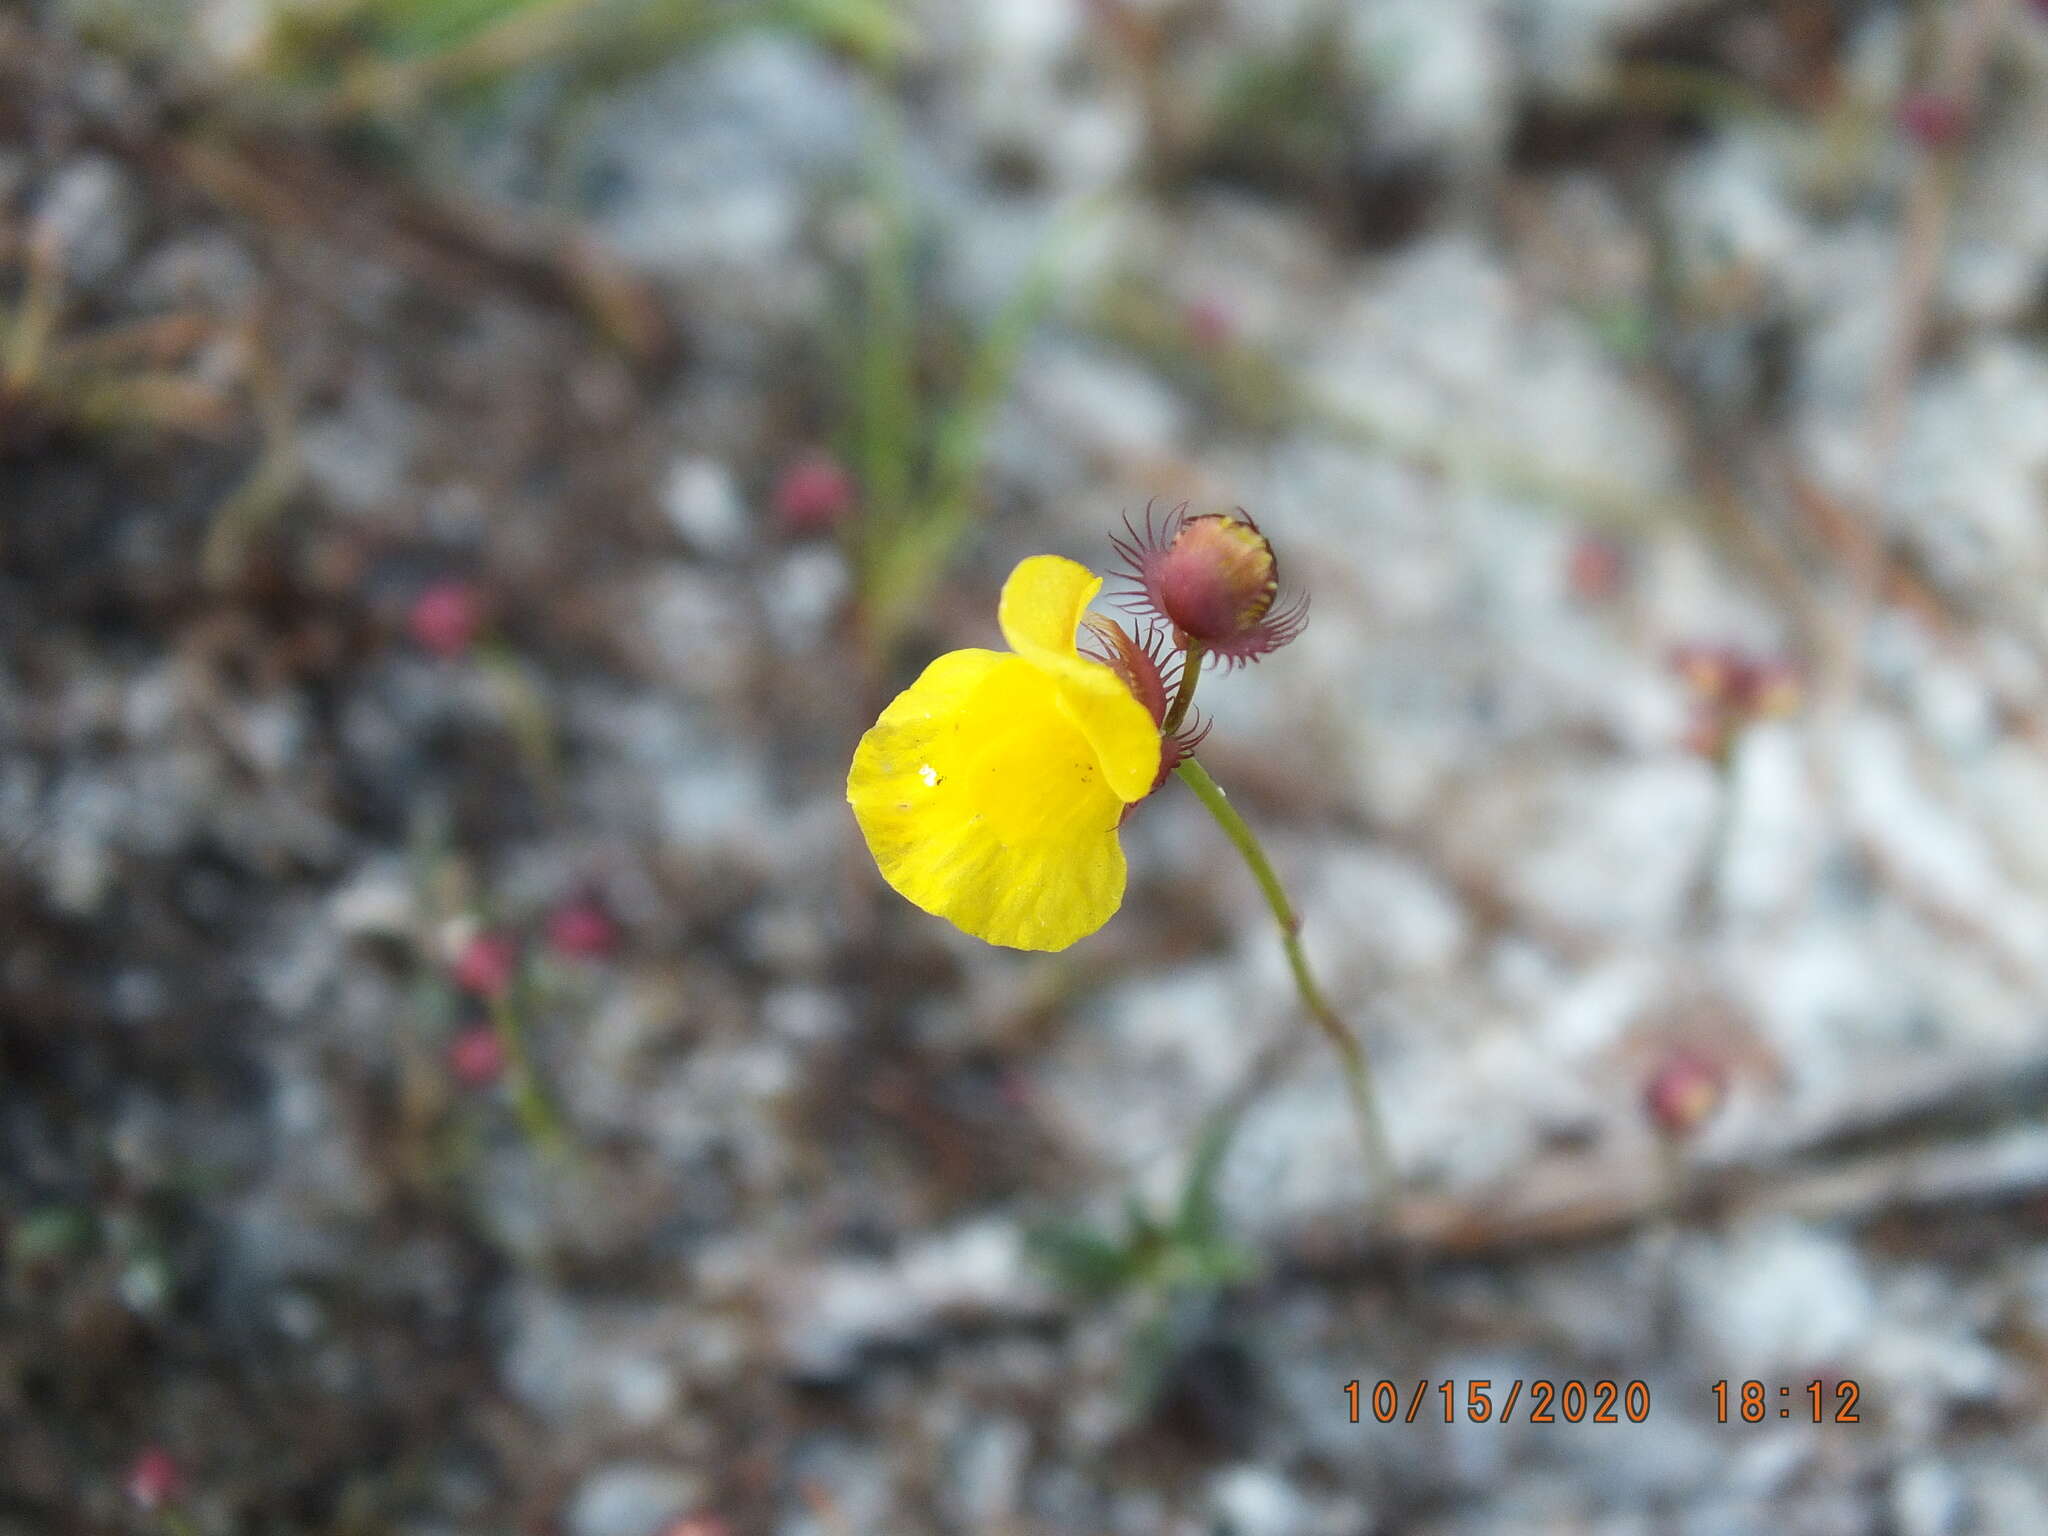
left=1342, top=1378, right=1651, bottom=1425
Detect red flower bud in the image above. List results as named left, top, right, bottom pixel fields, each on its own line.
left=1645, top=1050, right=1727, bottom=1139
left=1896, top=92, right=1970, bottom=150
left=408, top=579, right=483, bottom=659
left=773, top=455, right=855, bottom=535
left=1566, top=534, right=1627, bottom=603
left=446, top=1023, right=506, bottom=1087
left=546, top=894, right=619, bottom=960
left=1680, top=707, right=1730, bottom=762
left=1672, top=643, right=1800, bottom=757
left=125, top=1448, right=182, bottom=1511
left=1671, top=643, right=1740, bottom=705
left=451, top=932, right=518, bottom=1000
left=1184, top=296, right=1235, bottom=349
left=659, top=1518, right=733, bottom=1536
left=1739, top=658, right=1801, bottom=719
left=1111, top=503, right=1307, bottom=667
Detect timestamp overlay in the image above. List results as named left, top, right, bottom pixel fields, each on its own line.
left=1712, top=1380, right=1861, bottom=1423
left=1341, top=1379, right=1866, bottom=1427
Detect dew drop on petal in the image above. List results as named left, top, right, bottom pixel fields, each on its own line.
left=919, top=763, right=940, bottom=787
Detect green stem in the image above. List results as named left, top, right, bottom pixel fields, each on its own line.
left=489, top=993, right=570, bottom=1161
left=1161, top=642, right=1204, bottom=736
left=1173, top=756, right=1399, bottom=1224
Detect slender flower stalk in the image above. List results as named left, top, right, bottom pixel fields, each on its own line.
left=1172, top=753, right=1397, bottom=1222
left=1161, top=641, right=1204, bottom=736
left=489, top=993, right=570, bottom=1159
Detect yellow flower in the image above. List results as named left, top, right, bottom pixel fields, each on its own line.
left=847, top=555, right=1163, bottom=951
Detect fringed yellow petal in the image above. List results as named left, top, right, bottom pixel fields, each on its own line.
left=846, top=649, right=1128, bottom=951
left=997, top=554, right=1097, bottom=665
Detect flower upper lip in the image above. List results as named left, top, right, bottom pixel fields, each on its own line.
left=994, top=555, right=1163, bottom=804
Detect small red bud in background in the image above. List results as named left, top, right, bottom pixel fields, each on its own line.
left=408, top=579, right=483, bottom=659
left=660, top=1517, right=734, bottom=1536
left=1184, top=295, right=1235, bottom=349
left=125, top=1448, right=181, bottom=1511
left=451, top=932, right=519, bottom=1000
left=1670, top=643, right=1799, bottom=759
left=1895, top=92, right=1970, bottom=150
left=997, top=1065, right=1034, bottom=1112
left=1680, top=708, right=1729, bottom=762
left=546, top=894, right=619, bottom=960
left=1645, top=1050, right=1728, bottom=1139
left=1743, top=658, right=1802, bottom=719
left=773, top=455, right=855, bottom=535
left=447, top=1023, right=506, bottom=1088
left=1567, top=534, right=1627, bottom=603
left=1670, top=643, right=1739, bottom=705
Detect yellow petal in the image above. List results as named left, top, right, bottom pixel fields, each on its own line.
left=997, top=554, right=1097, bottom=665
left=1037, top=652, right=1162, bottom=803
left=996, top=555, right=1161, bottom=802
left=847, top=648, right=1128, bottom=951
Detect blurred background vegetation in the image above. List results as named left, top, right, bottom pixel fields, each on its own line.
left=9, top=0, right=2048, bottom=1532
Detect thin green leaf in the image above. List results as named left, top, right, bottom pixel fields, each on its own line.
left=852, top=124, right=918, bottom=577
left=1028, top=1222, right=1140, bottom=1296
left=772, top=0, right=906, bottom=65
left=1173, top=1106, right=1239, bottom=1246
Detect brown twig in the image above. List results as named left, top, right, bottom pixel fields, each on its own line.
left=1285, top=1050, right=2048, bottom=1273
left=166, top=137, right=671, bottom=362
left=201, top=306, right=300, bottom=587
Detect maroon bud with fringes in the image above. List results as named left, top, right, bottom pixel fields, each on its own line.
left=1160, top=514, right=1278, bottom=637
left=1110, top=503, right=1308, bottom=667
left=1082, top=615, right=1213, bottom=805
left=1083, top=614, right=1170, bottom=725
